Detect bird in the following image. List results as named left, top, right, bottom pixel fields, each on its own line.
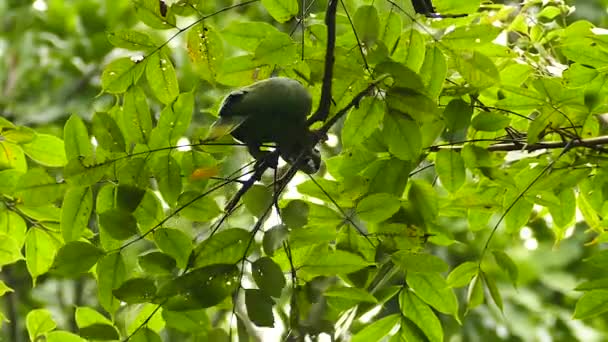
left=208, top=77, right=320, bottom=174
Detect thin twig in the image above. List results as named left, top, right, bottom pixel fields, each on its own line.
left=427, top=135, right=608, bottom=152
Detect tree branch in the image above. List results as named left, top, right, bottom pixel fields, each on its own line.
left=307, top=0, right=338, bottom=125
left=427, top=135, right=608, bottom=152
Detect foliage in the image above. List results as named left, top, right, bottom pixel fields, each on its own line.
left=2, top=0, right=608, bottom=341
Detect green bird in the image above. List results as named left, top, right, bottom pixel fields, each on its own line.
left=209, top=77, right=320, bottom=174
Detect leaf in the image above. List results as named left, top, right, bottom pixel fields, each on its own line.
left=392, top=251, right=448, bottom=273
left=435, top=150, right=465, bottom=193
left=47, top=331, right=87, bottom=342
left=492, top=250, right=518, bottom=288
left=420, top=45, right=447, bottom=100
left=356, top=193, right=401, bottom=223
left=0, top=234, right=24, bottom=267
left=177, top=191, right=221, bottom=222
left=51, top=241, right=104, bottom=277
left=454, top=50, right=500, bottom=89
left=0, top=141, right=27, bottom=172
left=64, top=115, right=92, bottom=160
left=481, top=271, right=503, bottom=311
left=252, top=257, right=286, bottom=298
left=254, top=32, right=298, bottom=65
left=395, top=29, right=426, bottom=72
left=399, top=290, right=443, bottom=342
left=0, top=210, right=27, bottom=249
left=61, top=186, right=93, bottom=242
left=25, top=227, right=60, bottom=285
left=261, top=0, right=298, bottom=23
left=101, top=57, right=138, bottom=93
left=107, top=29, right=155, bottom=50
left=442, top=24, right=501, bottom=49
left=408, top=180, right=439, bottom=225
left=21, top=134, right=67, bottom=167
left=281, top=200, right=309, bottom=229
left=222, top=21, right=279, bottom=51
left=154, top=228, right=192, bottom=269
left=466, top=274, right=485, bottom=311
left=116, top=185, right=146, bottom=213
left=192, top=228, right=251, bottom=268
left=324, top=287, right=378, bottom=303
left=15, top=168, right=64, bottom=206
left=385, top=87, right=438, bottom=122
left=26, top=309, right=56, bottom=341
left=407, top=272, right=459, bottom=319
left=97, top=252, right=126, bottom=315
left=447, top=261, right=478, bottom=288
left=63, top=157, right=111, bottom=187
left=148, top=92, right=194, bottom=148
left=503, top=189, right=534, bottom=233
left=471, top=112, right=511, bottom=131
left=146, top=51, right=179, bottom=104
left=434, top=0, right=481, bottom=13
left=383, top=113, right=421, bottom=161
left=159, top=264, right=239, bottom=310
left=300, top=249, right=372, bottom=276
left=245, top=289, right=275, bottom=327
left=263, top=224, right=289, bottom=256
left=98, top=209, right=138, bottom=240
left=113, top=278, right=157, bottom=303
left=442, top=99, right=472, bottom=138
left=354, top=5, right=380, bottom=46
left=122, top=86, right=153, bottom=144
left=92, top=112, right=126, bottom=152
left=187, top=23, right=224, bottom=83
left=79, top=323, right=120, bottom=341
left=352, top=314, right=400, bottom=342
left=133, top=0, right=176, bottom=29
left=342, top=97, right=384, bottom=147
left=138, top=251, right=177, bottom=275
left=162, top=309, right=209, bottom=333
left=75, top=306, right=113, bottom=327
left=573, top=290, right=608, bottom=319
left=151, top=153, right=182, bottom=206
left=243, top=185, right=273, bottom=217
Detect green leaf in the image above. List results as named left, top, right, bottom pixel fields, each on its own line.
left=97, top=252, right=126, bottom=315
left=263, top=224, right=289, bottom=256
left=149, top=91, right=194, bottom=148
left=492, top=250, right=518, bottom=288
left=342, top=97, right=384, bottom=147
left=252, top=257, right=286, bottom=298
left=192, top=228, right=251, bottom=268
left=325, top=287, right=378, bottom=304
left=0, top=210, right=27, bottom=249
left=0, top=169, right=23, bottom=195
left=261, top=0, right=298, bottom=23
left=385, top=87, right=438, bottom=122
left=1, top=126, right=36, bottom=144
left=245, top=289, right=275, bottom=327
left=383, top=113, right=421, bottom=161
left=0, top=141, right=27, bottom=172
left=92, top=112, right=126, bottom=152
left=573, top=290, right=608, bottom=319
left=116, top=185, right=146, bottom=213
left=442, top=99, right=472, bottom=138
left=25, top=227, right=60, bottom=285
left=471, top=112, right=511, bottom=131
left=133, top=0, right=176, bottom=29
left=392, top=251, right=448, bottom=273
left=447, top=261, right=478, bottom=288
left=113, top=278, right=157, bottom=303
left=442, top=24, right=501, bottom=49
left=503, top=189, right=534, bottom=233
left=434, top=0, right=480, bottom=13
left=420, top=45, right=447, bottom=100
left=0, top=234, right=24, bottom=267
left=187, top=23, right=224, bottom=83
left=123, top=86, right=153, bottom=144
left=64, top=157, right=111, bottom=187
left=146, top=52, right=179, bottom=104
left=281, top=200, right=309, bottom=229
left=138, top=251, right=177, bottom=275
left=254, top=32, right=298, bottom=65
left=576, top=278, right=608, bottom=291
left=26, top=308, right=57, bottom=342
left=243, top=185, right=273, bottom=217
left=222, top=21, right=279, bottom=51
left=160, top=264, right=239, bottom=310
left=408, top=180, right=439, bottom=225
left=107, top=29, right=155, bottom=50
left=64, top=115, right=93, bottom=160
left=395, top=29, right=426, bottom=72
left=151, top=153, right=182, bottom=206
left=364, top=158, right=412, bottom=196
left=75, top=306, right=113, bottom=327
left=21, top=134, right=67, bottom=167
left=51, top=241, right=104, bottom=277
left=435, top=150, right=465, bottom=193
left=466, top=274, right=485, bottom=311
left=352, top=314, right=399, bottom=342
left=356, top=193, right=401, bottom=223
left=47, top=331, right=87, bottom=342
left=162, top=309, right=209, bottom=333
left=79, top=323, right=120, bottom=341
left=98, top=209, right=138, bottom=240
left=15, top=168, right=64, bottom=206
left=454, top=50, right=500, bottom=89
left=300, top=249, right=372, bottom=276
left=61, top=186, right=93, bottom=242
left=154, top=228, right=192, bottom=269
left=482, top=271, right=503, bottom=311
left=407, top=272, right=459, bottom=318
left=177, top=191, right=221, bottom=222
left=130, top=327, right=162, bottom=342
left=400, top=290, right=443, bottom=342
left=101, top=57, right=138, bottom=93
left=354, top=5, right=380, bottom=46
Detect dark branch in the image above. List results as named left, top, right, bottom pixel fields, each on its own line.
left=307, top=0, right=338, bottom=125
left=427, top=135, right=608, bottom=153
